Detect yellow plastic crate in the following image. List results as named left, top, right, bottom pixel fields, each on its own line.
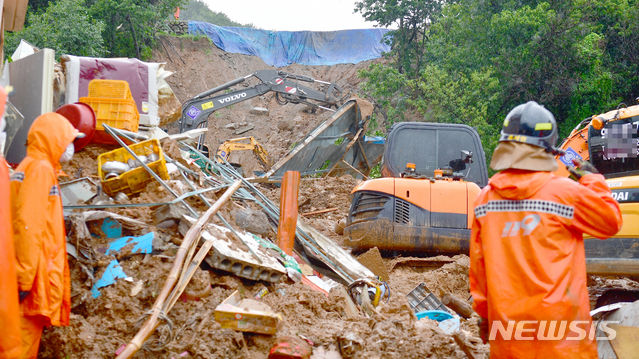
left=88, top=79, right=134, bottom=100
left=79, top=96, right=140, bottom=144
left=97, top=139, right=170, bottom=197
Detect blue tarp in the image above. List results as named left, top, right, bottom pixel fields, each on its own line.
left=91, top=260, right=128, bottom=298
left=106, top=232, right=154, bottom=256
left=188, top=21, right=391, bottom=67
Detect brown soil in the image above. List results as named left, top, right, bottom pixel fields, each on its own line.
left=42, top=251, right=484, bottom=359
left=156, top=36, right=380, bottom=177
left=257, top=175, right=360, bottom=244
left=39, top=36, right=633, bottom=359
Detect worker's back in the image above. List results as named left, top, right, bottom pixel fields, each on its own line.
left=469, top=169, right=622, bottom=358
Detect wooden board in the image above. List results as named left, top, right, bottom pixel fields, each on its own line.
left=3, top=0, right=28, bottom=31
left=356, top=247, right=390, bottom=281
left=609, top=324, right=639, bottom=359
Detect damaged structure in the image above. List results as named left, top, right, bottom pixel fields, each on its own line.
left=0, top=22, right=638, bottom=359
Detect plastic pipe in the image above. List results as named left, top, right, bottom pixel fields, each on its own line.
left=277, top=171, right=300, bottom=255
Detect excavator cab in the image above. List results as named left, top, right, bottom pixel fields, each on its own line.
left=556, top=103, right=639, bottom=178
left=552, top=104, right=639, bottom=277
left=344, top=123, right=488, bottom=254
left=588, top=108, right=639, bottom=178
left=380, top=123, right=489, bottom=186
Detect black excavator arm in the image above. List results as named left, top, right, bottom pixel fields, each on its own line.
left=178, top=70, right=346, bottom=140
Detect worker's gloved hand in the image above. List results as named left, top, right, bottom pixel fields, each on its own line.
left=479, top=317, right=489, bottom=344
left=567, top=159, right=598, bottom=180
left=19, top=291, right=29, bottom=302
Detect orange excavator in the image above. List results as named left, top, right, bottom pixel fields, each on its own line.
left=553, top=102, right=639, bottom=275
left=343, top=122, right=488, bottom=255
left=343, top=116, right=639, bottom=276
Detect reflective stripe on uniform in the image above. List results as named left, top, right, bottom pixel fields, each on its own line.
left=49, top=185, right=59, bottom=197
left=474, top=199, right=574, bottom=219
left=10, top=172, right=24, bottom=182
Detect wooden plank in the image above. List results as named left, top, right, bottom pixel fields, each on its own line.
left=357, top=139, right=371, bottom=170
left=586, top=259, right=639, bottom=276
left=609, top=324, right=639, bottom=359
left=302, top=207, right=338, bottom=217
left=337, top=287, right=360, bottom=317
left=325, top=128, right=362, bottom=178
left=441, top=292, right=474, bottom=319
left=3, top=0, right=28, bottom=31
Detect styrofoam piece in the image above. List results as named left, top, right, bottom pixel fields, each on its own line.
left=140, top=126, right=169, bottom=141
left=438, top=317, right=461, bottom=334
left=11, top=39, right=39, bottom=60
left=306, top=275, right=339, bottom=293
left=201, top=223, right=286, bottom=282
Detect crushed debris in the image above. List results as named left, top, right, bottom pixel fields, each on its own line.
left=27, top=37, right=633, bottom=359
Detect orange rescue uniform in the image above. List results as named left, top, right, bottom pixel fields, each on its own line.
left=10, top=113, right=76, bottom=358
left=0, top=83, right=22, bottom=359
left=470, top=169, right=622, bottom=358
left=1, top=155, right=21, bottom=359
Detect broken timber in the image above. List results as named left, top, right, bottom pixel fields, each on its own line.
left=262, top=99, right=384, bottom=181
left=116, top=180, right=242, bottom=359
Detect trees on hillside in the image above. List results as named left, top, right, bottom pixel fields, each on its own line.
left=355, top=0, right=444, bottom=75
left=5, top=0, right=106, bottom=58
left=87, top=0, right=185, bottom=59
left=4, top=0, right=188, bottom=60
left=179, top=0, right=254, bottom=28
left=355, top=0, right=639, bottom=153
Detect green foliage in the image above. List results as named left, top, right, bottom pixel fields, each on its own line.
left=27, top=0, right=56, bottom=15
left=354, top=0, right=444, bottom=75
left=369, top=163, right=382, bottom=179
left=5, top=0, right=106, bottom=58
left=406, top=65, right=501, bottom=157
left=356, top=0, right=639, bottom=164
left=358, top=63, right=410, bottom=127
left=88, top=0, right=187, bottom=59
left=6, top=0, right=194, bottom=60
left=180, top=0, right=254, bottom=28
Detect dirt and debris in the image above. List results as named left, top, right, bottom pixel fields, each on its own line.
left=34, top=37, right=635, bottom=359
left=43, top=248, right=484, bottom=358
left=257, top=175, right=359, bottom=245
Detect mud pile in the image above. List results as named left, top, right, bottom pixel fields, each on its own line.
left=41, top=251, right=483, bottom=358
left=257, top=175, right=360, bottom=243
left=38, top=36, right=637, bottom=359
left=48, top=117, right=484, bottom=358
left=154, top=37, right=381, bottom=178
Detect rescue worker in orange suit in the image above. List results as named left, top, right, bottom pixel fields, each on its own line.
left=0, top=85, right=22, bottom=358
left=469, top=101, right=622, bottom=358
left=10, top=113, right=85, bottom=358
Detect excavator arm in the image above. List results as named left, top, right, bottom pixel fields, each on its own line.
left=178, top=70, right=346, bottom=140
left=216, top=136, right=271, bottom=169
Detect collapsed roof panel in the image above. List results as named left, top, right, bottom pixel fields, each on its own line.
left=264, top=98, right=384, bottom=181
